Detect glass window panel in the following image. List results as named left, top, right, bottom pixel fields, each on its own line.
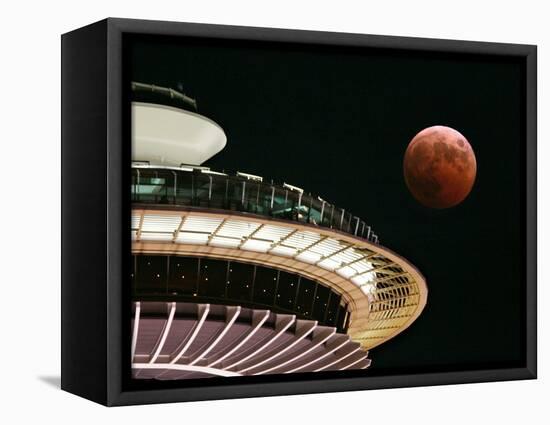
left=243, top=182, right=262, bottom=214
left=209, top=175, right=228, bottom=209
left=135, top=170, right=165, bottom=203
left=155, top=170, right=176, bottom=204
left=167, top=256, right=198, bottom=295
left=306, top=196, right=323, bottom=226
left=198, top=258, right=227, bottom=298
left=226, top=261, right=253, bottom=302
left=131, top=169, right=139, bottom=202
left=194, top=173, right=211, bottom=207
left=134, top=255, right=167, bottom=295
left=325, top=292, right=341, bottom=326
left=320, top=203, right=333, bottom=228
left=271, top=187, right=291, bottom=220
left=260, top=185, right=275, bottom=215
left=295, top=278, right=315, bottom=317
left=226, top=178, right=245, bottom=211
left=275, top=271, right=299, bottom=311
left=252, top=266, right=278, bottom=306
left=175, top=171, right=193, bottom=206
left=286, top=190, right=301, bottom=222
left=312, top=284, right=330, bottom=322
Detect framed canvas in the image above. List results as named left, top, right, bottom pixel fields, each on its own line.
left=61, top=18, right=537, bottom=406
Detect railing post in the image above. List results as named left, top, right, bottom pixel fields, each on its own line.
left=135, top=168, right=140, bottom=202
left=172, top=171, right=177, bottom=204
left=255, top=183, right=260, bottom=213
left=224, top=178, right=229, bottom=209
left=191, top=174, right=195, bottom=206
left=354, top=217, right=360, bottom=236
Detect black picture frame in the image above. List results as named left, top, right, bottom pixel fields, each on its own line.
left=61, top=17, right=537, bottom=406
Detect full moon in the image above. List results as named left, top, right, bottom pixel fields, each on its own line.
left=403, top=126, right=476, bottom=209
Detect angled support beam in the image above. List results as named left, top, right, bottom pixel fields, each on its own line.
left=237, top=223, right=266, bottom=248
left=267, top=229, right=299, bottom=253
left=172, top=215, right=187, bottom=242
left=314, top=244, right=352, bottom=266
left=256, top=327, right=337, bottom=375
left=132, top=363, right=242, bottom=378
left=149, top=302, right=176, bottom=363
left=292, top=235, right=328, bottom=259
left=136, top=212, right=144, bottom=241
left=223, top=314, right=296, bottom=371
left=239, top=319, right=317, bottom=373
left=339, top=353, right=371, bottom=370
left=313, top=344, right=362, bottom=372
left=349, top=261, right=397, bottom=279
left=334, top=251, right=377, bottom=271
left=188, top=306, right=241, bottom=366
left=207, top=218, right=227, bottom=242
left=209, top=309, right=270, bottom=367
left=170, top=304, right=210, bottom=364
left=284, top=335, right=351, bottom=374
left=131, top=302, right=141, bottom=362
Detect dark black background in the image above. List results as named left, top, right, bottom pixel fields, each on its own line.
left=129, top=36, right=525, bottom=373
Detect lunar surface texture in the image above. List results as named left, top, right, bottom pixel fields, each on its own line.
left=403, top=125, right=477, bottom=209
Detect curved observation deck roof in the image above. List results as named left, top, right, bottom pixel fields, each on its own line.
left=132, top=302, right=370, bottom=379
left=131, top=208, right=427, bottom=350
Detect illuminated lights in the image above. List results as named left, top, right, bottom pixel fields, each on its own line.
left=132, top=209, right=427, bottom=351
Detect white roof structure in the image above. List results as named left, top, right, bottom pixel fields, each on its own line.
left=132, top=102, right=227, bottom=166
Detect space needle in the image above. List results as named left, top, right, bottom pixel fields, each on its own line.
left=129, top=82, right=428, bottom=380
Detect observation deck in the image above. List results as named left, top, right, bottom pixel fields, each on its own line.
left=131, top=164, right=379, bottom=243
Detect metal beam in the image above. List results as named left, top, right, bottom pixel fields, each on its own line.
left=237, top=223, right=266, bottom=249
left=238, top=320, right=317, bottom=373
left=223, top=314, right=296, bottom=371
left=132, top=363, right=241, bottom=378
left=256, top=327, right=336, bottom=375
left=267, top=229, right=299, bottom=253
left=209, top=309, right=270, bottom=367
left=188, top=306, right=241, bottom=366
left=131, top=302, right=141, bottom=362
left=149, top=302, right=176, bottom=363
left=284, top=335, right=350, bottom=374
left=292, top=235, right=328, bottom=259
left=170, top=304, right=210, bottom=364
left=172, top=215, right=187, bottom=242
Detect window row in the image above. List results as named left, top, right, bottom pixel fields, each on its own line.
left=131, top=254, right=350, bottom=332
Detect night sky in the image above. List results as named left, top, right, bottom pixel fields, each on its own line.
left=128, top=34, right=525, bottom=374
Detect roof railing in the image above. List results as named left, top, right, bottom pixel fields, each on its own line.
left=131, top=164, right=380, bottom=244
left=131, top=81, right=198, bottom=111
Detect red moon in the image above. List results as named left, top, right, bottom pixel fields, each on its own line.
left=403, top=126, right=476, bottom=209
